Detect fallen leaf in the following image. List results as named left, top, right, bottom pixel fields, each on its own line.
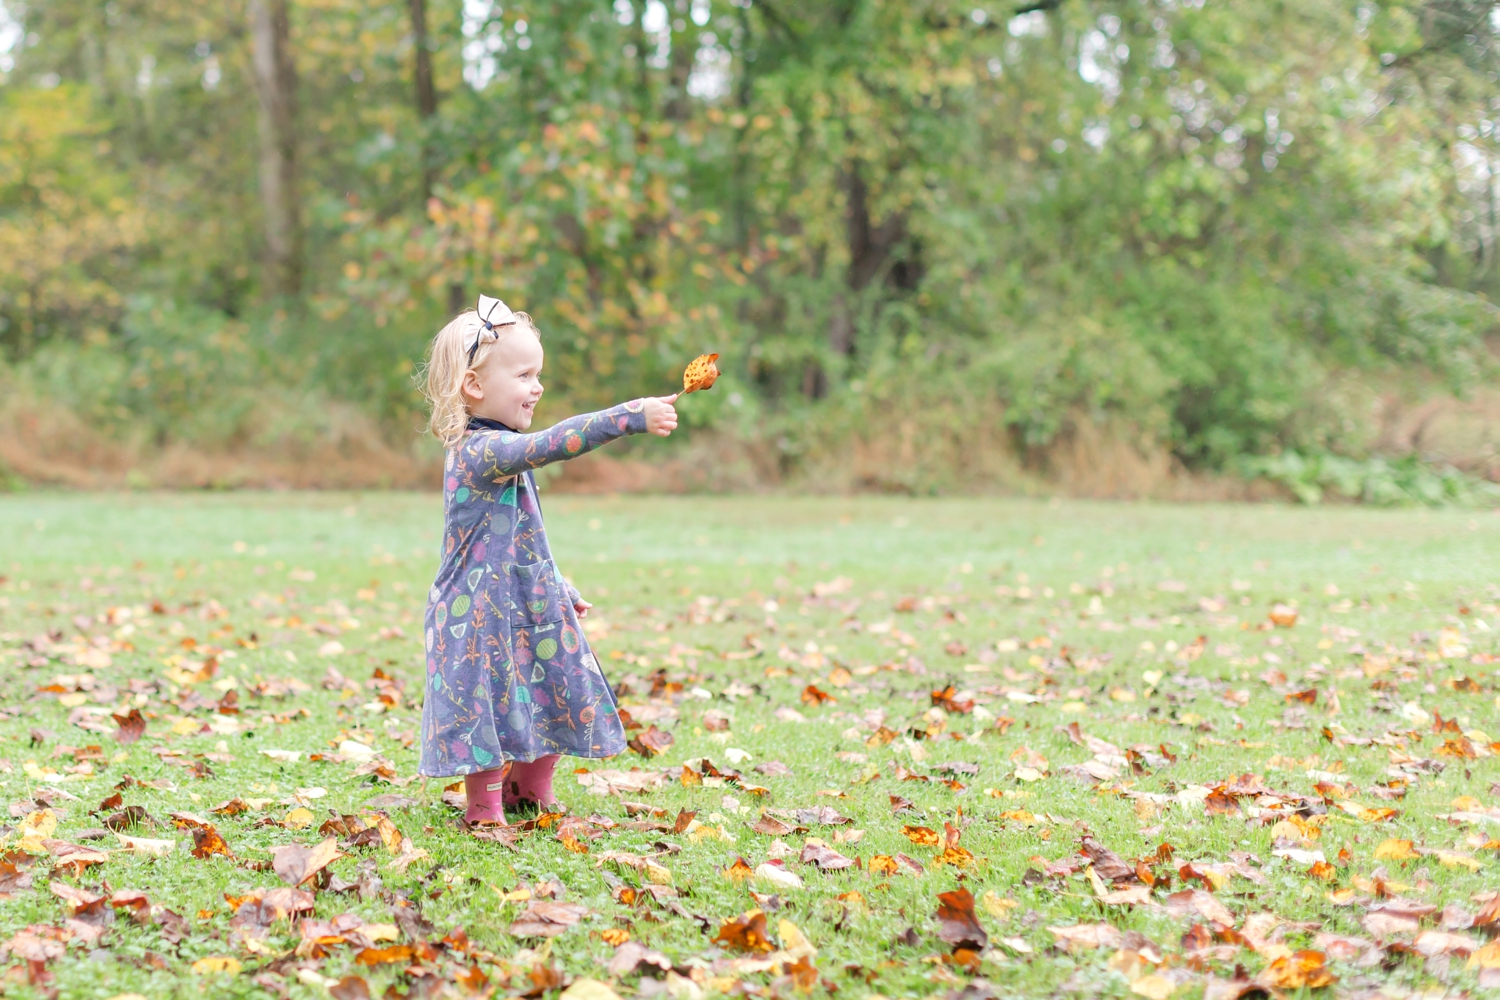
left=111, top=709, right=147, bottom=745
left=1257, top=950, right=1334, bottom=990
left=1049, top=922, right=1123, bottom=953
left=115, top=833, right=175, bottom=857
left=510, top=900, right=590, bottom=938
left=191, top=956, right=242, bottom=975
left=272, top=838, right=345, bottom=887
left=559, top=979, right=624, bottom=1000
left=627, top=725, right=674, bottom=758
left=190, top=825, right=232, bottom=860
left=713, top=909, right=775, bottom=953
left=935, top=887, right=988, bottom=950
left=799, top=842, right=854, bottom=871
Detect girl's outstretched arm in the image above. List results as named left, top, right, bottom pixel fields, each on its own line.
left=463, top=400, right=647, bottom=477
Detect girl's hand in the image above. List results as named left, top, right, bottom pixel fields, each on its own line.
left=573, top=597, right=592, bottom=619
left=644, top=394, right=679, bottom=437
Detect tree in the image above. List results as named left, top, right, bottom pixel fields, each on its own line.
left=249, top=0, right=300, bottom=297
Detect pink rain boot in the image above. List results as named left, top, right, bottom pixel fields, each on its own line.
left=463, top=766, right=510, bottom=825
left=502, top=754, right=561, bottom=812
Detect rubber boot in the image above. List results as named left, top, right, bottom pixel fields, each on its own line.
left=502, top=754, right=561, bottom=811
left=463, top=766, right=509, bottom=825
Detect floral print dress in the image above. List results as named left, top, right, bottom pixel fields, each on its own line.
left=418, top=400, right=647, bottom=778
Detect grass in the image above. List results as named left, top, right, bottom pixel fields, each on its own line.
left=1, top=492, right=1498, bottom=999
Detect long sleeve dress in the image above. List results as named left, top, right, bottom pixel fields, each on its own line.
left=418, top=400, right=647, bottom=778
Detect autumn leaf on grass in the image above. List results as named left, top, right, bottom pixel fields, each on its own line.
left=190, top=825, right=233, bottom=860
left=935, top=887, right=988, bottom=951
left=799, top=842, right=855, bottom=871
left=794, top=806, right=852, bottom=826
left=111, top=708, right=146, bottom=745
left=627, top=725, right=674, bottom=758
left=801, top=684, right=835, bottom=706
left=510, top=900, right=590, bottom=938
left=902, top=825, right=940, bottom=847
left=749, top=813, right=794, bottom=837
left=753, top=860, right=804, bottom=890
left=679, top=353, right=720, bottom=395
left=722, top=857, right=755, bottom=882
left=1257, top=950, right=1334, bottom=990
left=713, top=909, right=775, bottom=953
left=272, top=838, right=345, bottom=887
left=1049, top=923, right=1124, bottom=953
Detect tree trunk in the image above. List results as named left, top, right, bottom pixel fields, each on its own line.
left=825, top=159, right=918, bottom=360
left=249, top=0, right=301, bottom=297
left=408, top=0, right=439, bottom=202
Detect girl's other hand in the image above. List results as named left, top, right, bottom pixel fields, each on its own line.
left=573, top=597, right=593, bottom=619
left=644, top=394, right=679, bottom=437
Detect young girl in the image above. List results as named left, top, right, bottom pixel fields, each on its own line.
left=417, top=295, right=678, bottom=823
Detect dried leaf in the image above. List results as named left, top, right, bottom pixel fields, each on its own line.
left=272, top=838, right=345, bottom=887
left=680, top=353, right=721, bottom=395
left=935, top=888, right=988, bottom=950
left=714, top=909, right=775, bottom=952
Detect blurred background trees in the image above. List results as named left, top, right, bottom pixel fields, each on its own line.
left=1, top=0, right=1498, bottom=495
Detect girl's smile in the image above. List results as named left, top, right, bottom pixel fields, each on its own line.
left=461, top=330, right=546, bottom=430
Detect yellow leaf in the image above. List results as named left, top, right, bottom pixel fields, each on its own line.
left=1469, top=940, right=1500, bottom=969
left=191, top=956, right=242, bottom=975
left=559, top=978, right=623, bottom=1000
left=1426, top=849, right=1483, bottom=871
left=283, top=808, right=315, bottom=830
left=981, top=892, right=1019, bottom=922
left=644, top=860, right=673, bottom=885
left=116, top=834, right=175, bottom=857
left=777, top=918, right=816, bottom=960
left=362, top=923, right=399, bottom=942
left=1130, top=974, right=1175, bottom=1000
left=21, top=809, right=57, bottom=842
left=1374, top=839, right=1418, bottom=861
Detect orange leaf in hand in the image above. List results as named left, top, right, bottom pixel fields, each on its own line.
left=681, top=353, right=720, bottom=395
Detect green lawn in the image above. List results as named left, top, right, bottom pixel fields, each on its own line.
left=0, top=492, right=1497, bottom=999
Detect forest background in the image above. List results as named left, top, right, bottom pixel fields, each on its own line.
left=3, top=0, right=1500, bottom=502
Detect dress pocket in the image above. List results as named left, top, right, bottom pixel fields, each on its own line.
left=509, top=560, right=565, bottom=627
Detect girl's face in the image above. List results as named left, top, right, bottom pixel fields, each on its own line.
left=462, top=331, right=544, bottom=430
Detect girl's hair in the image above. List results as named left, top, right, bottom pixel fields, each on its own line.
left=420, top=308, right=540, bottom=449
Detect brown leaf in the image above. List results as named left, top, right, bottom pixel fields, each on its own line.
left=1048, top=922, right=1123, bottom=953
left=509, top=900, right=590, bottom=938
left=799, top=843, right=854, bottom=870
left=271, top=838, right=345, bottom=887
left=1164, top=889, right=1233, bottom=928
left=935, top=887, right=988, bottom=950
left=329, top=977, right=372, bottom=1000
left=1080, top=835, right=1135, bottom=883
left=680, top=353, right=721, bottom=395
left=191, top=825, right=233, bottom=860
left=712, top=909, right=775, bottom=953
left=793, top=806, right=852, bottom=826
left=749, top=813, right=794, bottom=836
left=626, top=725, right=674, bottom=758
left=607, top=940, right=673, bottom=977
left=110, top=709, right=146, bottom=745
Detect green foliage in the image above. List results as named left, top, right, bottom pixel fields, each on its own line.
left=2, top=0, right=1499, bottom=497
left=1242, top=449, right=1500, bottom=506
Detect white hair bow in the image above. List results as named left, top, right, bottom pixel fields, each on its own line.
left=466, top=294, right=518, bottom=365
